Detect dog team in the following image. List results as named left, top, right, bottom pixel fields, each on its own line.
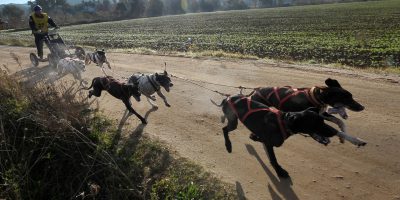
left=55, top=48, right=367, bottom=178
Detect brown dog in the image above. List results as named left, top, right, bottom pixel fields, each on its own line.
left=86, top=76, right=146, bottom=124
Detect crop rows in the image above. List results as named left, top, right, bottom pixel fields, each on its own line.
left=1, top=0, right=400, bottom=67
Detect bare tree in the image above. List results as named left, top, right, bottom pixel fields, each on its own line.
left=2, top=5, right=25, bottom=29
left=164, top=0, right=185, bottom=15
left=146, top=0, right=163, bottom=17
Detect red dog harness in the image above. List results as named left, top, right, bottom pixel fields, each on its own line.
left=254, top=86, right=323, bottom=109
left=227, top=96, right=289, bottom=139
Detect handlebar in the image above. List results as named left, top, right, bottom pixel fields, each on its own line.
left=33, top=27, right=60, bottom=35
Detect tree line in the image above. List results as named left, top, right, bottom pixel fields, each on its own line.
left=0, top=0, right=369, bottom=30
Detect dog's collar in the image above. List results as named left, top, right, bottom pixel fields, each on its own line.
left=309, top=87, right=325, bottom=107
left=146, top=75, right=160, bottom=91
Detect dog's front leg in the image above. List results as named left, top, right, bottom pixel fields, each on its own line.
left=156, top=90, right=170, bottom=107
left=265, top=145, right=289, bottom=178
left=105, top=60, right=111, bottom=69
left=336, top=131, right=367, bottom=147
left=123, top=98, right=147, bottom=124
left=322, top=113, right=346, bottom=143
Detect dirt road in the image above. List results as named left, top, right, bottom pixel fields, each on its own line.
left=2, top=46, right=400, bottom=200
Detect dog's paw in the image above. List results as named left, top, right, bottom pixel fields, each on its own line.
left=165, top=103, right=171, bottom=107
left=141, top=119, right=148, bottom=124
left=339, top=137, right=345, bottom=144
left=225, top=141, right=232, bottom=153
left=276, top=167, right=290, bottom=178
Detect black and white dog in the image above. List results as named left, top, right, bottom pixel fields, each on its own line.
left=127, top=70, right=173, bottom=108
left=85, top=49, right=111, bottom=69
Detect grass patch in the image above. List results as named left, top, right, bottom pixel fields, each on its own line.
left=0, top=71, right=236, bottom=199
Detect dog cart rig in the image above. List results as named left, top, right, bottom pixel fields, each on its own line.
left=29, top=28, right=85, bottom=67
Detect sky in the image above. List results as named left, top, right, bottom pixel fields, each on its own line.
left=0, top=0, right=29, bottom=5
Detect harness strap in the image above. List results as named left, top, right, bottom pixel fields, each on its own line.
left=146, top=75, right=160, bottom=91
left=260, top=86, right=324, bottom=109
left=227, top=96, right=289, bottom=140
left=308, top=87, right=324, bottom=107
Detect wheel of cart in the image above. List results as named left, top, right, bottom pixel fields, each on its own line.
left=30, top=53, right=39, bottom=67
left=29, top=28, right=86, bottom=67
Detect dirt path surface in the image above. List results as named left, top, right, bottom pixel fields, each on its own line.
left=2, top=46, right=400, bottom=200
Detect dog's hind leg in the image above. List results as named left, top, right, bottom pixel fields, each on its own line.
left=123, top=98, right=147, bottom=124
left=265, top=145, right=289, bottom=178
left=146, top=96, right=158, bottom=108
left=223, top=117, right=238, bottom=153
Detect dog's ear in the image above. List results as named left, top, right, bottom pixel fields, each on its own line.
left=325, top=78, right=342, bottom=88
left=164, top=70, right=168, bottom=76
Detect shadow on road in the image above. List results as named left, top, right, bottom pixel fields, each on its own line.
left=236, top=181, right=247, bottom=200
left=245, top=144, right=299, bottom=200
left=111, top=107, right=158, bottom=151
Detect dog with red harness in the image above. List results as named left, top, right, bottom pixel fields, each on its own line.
left=211, top=94, right=366, bottom=178
left=248, top=78, right=364, bottom=144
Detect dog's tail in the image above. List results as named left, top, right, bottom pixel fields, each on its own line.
left=210, top=99, right=224, bottom=107
left=211, top=99, right=227, bottom=123
left=80, top=78, right=95, bottom=90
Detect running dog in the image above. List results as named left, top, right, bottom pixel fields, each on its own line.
left=57, top=57, right=86, bottom=85
left=127, top=70, right=173, bottom=108
left=85, top=49, right=111, bottom=69
left=86, top=76, right=146, bottom=124
left=211, top=94, right=366, bottom=178
left=248, top=78, right=364, bottom=144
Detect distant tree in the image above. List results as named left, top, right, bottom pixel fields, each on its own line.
left=100, top=0, right=112, bottom=11
left=128, top=0, right=145, bottom=18
left=225, top=0, right=248, bottom=10
left=28, top=0, right=68, bottom=13
left=146, top=0, right=163, bottom=17
left=259, top=0, right=274, bottom=7
left=164, top=0, right=185, bottom=15
left=115, top=2, right=128, bottom=17
left=188, top=0, right=200, bottom=12
left=199, top=0, right=220, bottom=12
left=1, top=5, right=24, bottom=28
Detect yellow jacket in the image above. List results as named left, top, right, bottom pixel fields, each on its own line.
left=31, top=12, right=49, bottom=33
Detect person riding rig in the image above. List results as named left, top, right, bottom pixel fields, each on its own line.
left=29, top=5, right=59, bottom=61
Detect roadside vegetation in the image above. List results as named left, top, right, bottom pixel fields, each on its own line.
left=1, top=0, right=399, bottom=68
left=0, top=70, right=236, bottom=199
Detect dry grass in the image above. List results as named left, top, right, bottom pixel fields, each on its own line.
left=0, top=68, right=237, bottom=199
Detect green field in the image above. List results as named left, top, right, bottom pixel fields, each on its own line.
left=1, top=0, right=400, bottom=67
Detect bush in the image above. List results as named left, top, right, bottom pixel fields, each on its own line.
left=0, top=70, right=236, bottom=199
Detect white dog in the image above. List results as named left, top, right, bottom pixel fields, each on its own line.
left=57, top=57, right=87, bottom=85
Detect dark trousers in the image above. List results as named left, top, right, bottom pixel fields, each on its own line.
left=34, top=33, right=49, bottom=59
